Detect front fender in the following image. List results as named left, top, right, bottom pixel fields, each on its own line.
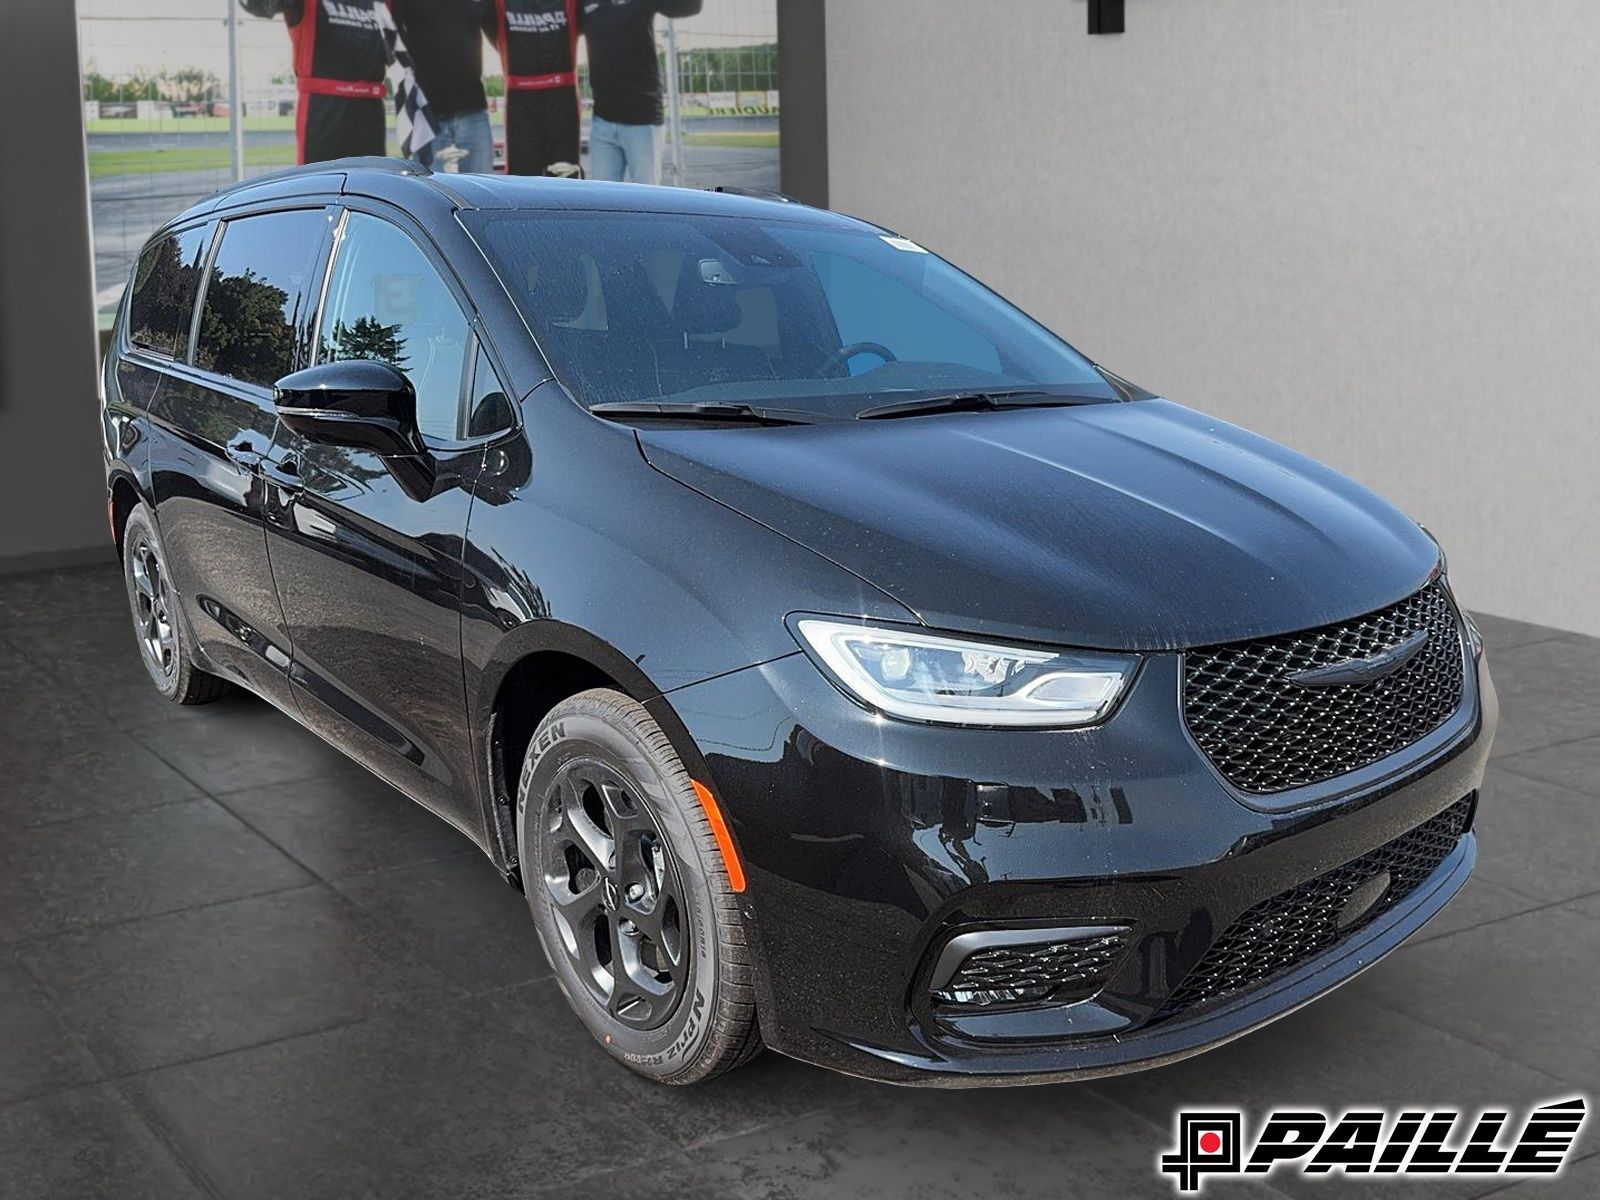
left=457, top=383, right=912, bottom=864
left=460, top=384, right=911, bottom=711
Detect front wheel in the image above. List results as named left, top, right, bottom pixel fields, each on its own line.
left=517, top=689, right=761, bottom=1083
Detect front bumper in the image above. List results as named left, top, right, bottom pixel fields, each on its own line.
left=654, top=647, right=1496, bottom=1086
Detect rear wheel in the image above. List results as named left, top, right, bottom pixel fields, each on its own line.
left=517, top=688, right=761, bottom=1083
left=121, top=504, right=228, bottom=705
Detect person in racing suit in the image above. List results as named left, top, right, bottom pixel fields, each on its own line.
left=241, top=0, right=387, bottom=164
left=485, top=0, right=582, bottom=176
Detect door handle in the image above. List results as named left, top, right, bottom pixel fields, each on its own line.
left=225, top=439, right=263, bottom=470
left=262, top=456, right=303, bottom=494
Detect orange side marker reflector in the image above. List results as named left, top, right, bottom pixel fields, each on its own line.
left=691, top=779, right=747, bottom=893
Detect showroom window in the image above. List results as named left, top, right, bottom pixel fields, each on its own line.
left=317, top=212, right=472, bottom=443
left=126, top=224, right=210, bottom=359
left=193, top=209, right=327, bottom=388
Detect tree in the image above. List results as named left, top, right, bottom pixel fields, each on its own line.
left=82, top=63, right=160, bottom=103
left=161, top=67, right=222, bottom=103
left=81, top=62, right=223, bottom=105
left=676, top=43, right=777, bottom=94
left=194, top=268, right=298, bottom=389
left=324, top=317, right=409, bottom=369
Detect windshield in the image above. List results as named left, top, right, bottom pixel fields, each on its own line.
left=463, top=209, right=1115, bottom=418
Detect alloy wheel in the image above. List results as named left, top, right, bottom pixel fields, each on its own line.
left=129, top=534, right=178, bottom=680
left=539, top=761, right=689, bottom=1030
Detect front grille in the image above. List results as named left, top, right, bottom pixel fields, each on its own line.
left=1156, top=795, right=1474, bottom=1020
left=1184, top=581, right=1466, bottom=794
left=934, top=931, right=1130, bottom=1007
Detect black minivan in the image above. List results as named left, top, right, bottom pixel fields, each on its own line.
left=102, top=159, right=1496, bottom=1086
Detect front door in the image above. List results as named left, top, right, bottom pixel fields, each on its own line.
left=263, top=208, right=510, bottom=836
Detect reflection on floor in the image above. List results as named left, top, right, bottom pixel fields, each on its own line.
left=1, top=565, right=1596, bottom=1198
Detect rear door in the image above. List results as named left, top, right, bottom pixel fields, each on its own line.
left=147, top=205, right=335, bottom=707
left=262, top=206, right=513, bottom=834
left=108, top=222, right=213, bottom=494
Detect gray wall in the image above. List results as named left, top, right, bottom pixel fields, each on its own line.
left=0, top=0, right=107, bottom=571
left=825, top=0, right=1600, bottom=637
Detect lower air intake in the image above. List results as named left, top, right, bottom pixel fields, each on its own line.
left=1156, top=795, right=1474, bottom=1020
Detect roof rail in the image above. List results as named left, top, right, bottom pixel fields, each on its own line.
left=707, top=185, right=798, bottom=204
left=207, top=156, right=431, bottom=202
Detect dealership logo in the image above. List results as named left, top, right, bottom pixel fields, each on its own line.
left=1159, top=1098, right=1586, bottom=1192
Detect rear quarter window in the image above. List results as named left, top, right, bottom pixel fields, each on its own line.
left=126, top=224, right=210, bottom=358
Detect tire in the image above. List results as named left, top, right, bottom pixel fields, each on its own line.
left=121, top=503, right=229, bottom=706
left=516, top=688, right=761, bottom=1084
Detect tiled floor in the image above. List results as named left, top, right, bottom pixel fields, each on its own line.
left=2, top=567, right=1596, bottom=1200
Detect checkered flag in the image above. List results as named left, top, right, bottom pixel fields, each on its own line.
left=376, top=3, right=434, bottom=159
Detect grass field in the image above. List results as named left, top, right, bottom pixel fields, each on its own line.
left=87, top=116, right=297, bottom=135
left=88, top=145, right=298, bottom=178
left=681, top=131, right=778, bottom=148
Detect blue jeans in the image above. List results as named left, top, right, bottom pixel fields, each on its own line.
left=414, top=109, right=494, bottom=174
left=589, top=116, right=663, bottom=184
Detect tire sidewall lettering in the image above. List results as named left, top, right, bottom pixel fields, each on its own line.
left=516, top=702, right=722, bottom=1076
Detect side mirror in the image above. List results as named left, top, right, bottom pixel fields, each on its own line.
left=273, top=360, right=423, bottom=457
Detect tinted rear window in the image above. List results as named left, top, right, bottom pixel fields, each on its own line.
left=126, top=225, right=210, bottom=357
left=194, top=209, right=328, bottom=388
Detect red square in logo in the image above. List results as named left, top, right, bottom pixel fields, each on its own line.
left=1163, top=1112, right=1243, bottom=1191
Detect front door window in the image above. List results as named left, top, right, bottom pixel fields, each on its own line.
left=317, top=212, right=472, bottom=443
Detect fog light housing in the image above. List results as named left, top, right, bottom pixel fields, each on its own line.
left=929, top=925, right=1131, bottom=1008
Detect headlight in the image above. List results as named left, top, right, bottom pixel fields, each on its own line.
left=792, top=618, right=1138, bottom=728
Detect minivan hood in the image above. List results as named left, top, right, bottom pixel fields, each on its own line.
left=637, top=399, right=1439, bottom=651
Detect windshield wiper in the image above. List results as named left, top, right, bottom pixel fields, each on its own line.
left=589, top=401, right=823, bottom=426
left=854, top=390, right=1106, bottom=420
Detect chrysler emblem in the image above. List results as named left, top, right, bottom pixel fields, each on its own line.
left=1288, top=628, right=1429, bottom=688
